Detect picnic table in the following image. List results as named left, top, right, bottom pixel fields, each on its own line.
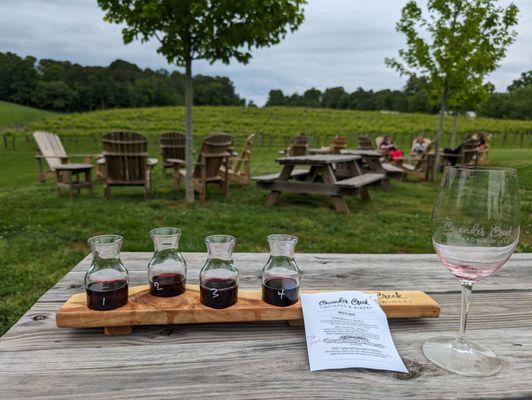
left=341, top=149, right=406, bottom=179
left=253, top=154, right=386, bottom=213
left=1, top=252, right=530, bottom=399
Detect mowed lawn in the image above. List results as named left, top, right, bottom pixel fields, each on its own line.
left=0, top=101, right=56, bottom=127
left=0, top=106, right=530, bottom=336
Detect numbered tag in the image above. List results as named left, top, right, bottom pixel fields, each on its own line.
left=210, top=288, right=219, bottom=298
left=278, top=289, right=285, bottom=299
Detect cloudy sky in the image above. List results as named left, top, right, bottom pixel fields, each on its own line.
left=1, top=0, right=531, bottom=105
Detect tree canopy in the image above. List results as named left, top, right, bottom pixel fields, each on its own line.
left=0, top=52, right=244, bottom=111
left=386, top=0, right=519, bottom=112
left=97, top=0, right=306, bottom=67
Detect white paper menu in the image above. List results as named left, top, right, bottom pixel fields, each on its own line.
left=301, top=291, right=408, bottom=373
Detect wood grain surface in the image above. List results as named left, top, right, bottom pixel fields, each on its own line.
left=1, top=252, right=531, bottom=400
left=56, top=287, right=439, bottom=332
left=276, top=154, right=361, bottom=164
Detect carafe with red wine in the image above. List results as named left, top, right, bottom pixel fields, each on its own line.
left=85, top=234, right=129, bottom=311
left=148, top=227, right=187, bottom=297
left=262, top=234, right=301, bottom=307
left=199, top=235, right=239, bottom=309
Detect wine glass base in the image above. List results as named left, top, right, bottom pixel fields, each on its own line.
left=423, top=336, right=502, bottom=377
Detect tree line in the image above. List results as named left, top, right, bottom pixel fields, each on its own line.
left=265, top=72, right=532, bottom=120
left=0, top=52, right=244, bottom=112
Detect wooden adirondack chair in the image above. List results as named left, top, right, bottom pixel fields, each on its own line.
left=440, top=138, right=480, bottom=170
left=358, top=135, right=373, bottom=150
left=159, top=132, right=186, bottom=189
left=160, top=132, right=186, bottom=171
left=101, top=131, right=158, bottom=199
left=224, top=133, right=255, bottom=187
left=330, top=135, right=348, bottom=154
left=282, top=134, right=308, bottom=156
left=457, top=139, right=480, bottom=166
left=180, top=133, right=233, bottom=202
left=33, top=131, right=96, bottom=182
left=400, top=140, right=437, bottom=181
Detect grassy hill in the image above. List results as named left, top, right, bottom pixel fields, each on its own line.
left=27, top=106, right=532, bottom=148
left=0, top=101, right=57, bottom=127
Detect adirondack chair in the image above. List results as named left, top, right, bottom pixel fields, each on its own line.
left=458, top=138, right=480, bottom=166
left=440, top=138, right=480, bottom=170
left=101, top=131, right=158, bottom=199
left=330, top=135, right=348, bottom=154
left=358, top=135, right=373, bottom=150
left=158, top=132, right=186, bottom=189
left=33, top=131, right=96, bottom=182
left=160, top=132, right=186, bottom=172
left=180, top=133, right=233, bottom=202
left=223, top=133, right=255, bottom=187
left=281, top=134, right=308, bottom=156
left=400, top=140, right=437, bottom=181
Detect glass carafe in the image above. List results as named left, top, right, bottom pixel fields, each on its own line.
left=85, top=234, right=129, bottom=311
left=148, top=227, right=187, bottom=297
left=262, top=234, right=301, bottom=307
left=199, top=235, right=239, bottom=309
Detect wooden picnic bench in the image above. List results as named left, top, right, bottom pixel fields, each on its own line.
left=341, top=149, right=406, bottom=180
left=253, top=154, right=385, bottom=213
left=1, top=252, right=530, bottom=399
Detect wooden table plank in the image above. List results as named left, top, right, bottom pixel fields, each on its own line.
left=1, top=253, right=531, bottom=399
left=276, top=154, right=361, bottom=164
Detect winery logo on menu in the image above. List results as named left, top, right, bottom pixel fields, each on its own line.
left=318, top=296, right=371, bottom=309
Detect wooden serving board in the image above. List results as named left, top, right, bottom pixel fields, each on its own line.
left=56, top=285, right=440, bottom=334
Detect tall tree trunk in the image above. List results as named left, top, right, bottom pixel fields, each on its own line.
left=184, top=57, right=194, bottom=203
left=432, top=90, right=447, bottom=180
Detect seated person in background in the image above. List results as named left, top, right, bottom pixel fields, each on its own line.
left=473, top=132, right=487, bottom=152
left=411, top=135, right=428, bottom=157
left=379, top=135, right=404, bottom=161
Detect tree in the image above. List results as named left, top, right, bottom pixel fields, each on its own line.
left=97, top=0, right=306, bottom=203
left=508, top=70, right=532, bottom=91
left=321, top=87, right=346, bottom=109
left=302, top=88, right=321, bottom=107
left=386, top=0, right=519, bottom=177
left=266, top=89, right=286, bottom=106
left=0, top=52, right=37, bottom=105
left=33, top=81, right=78, bottom=111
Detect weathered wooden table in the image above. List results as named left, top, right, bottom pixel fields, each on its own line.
left=1, top=252, right=531, bottom=399
left=341, top=149, right=406, bottom=179
left=54, top=163, right=93, bottom=199
left=253, top=154, right=386, bottom=213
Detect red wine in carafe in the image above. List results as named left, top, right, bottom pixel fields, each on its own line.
left=200, top=278, right=238, bottom=309
left=86, top=279, right=128, bottom=310
left=150, top=272, right=186, bottom=297
left=262, top=277, right=299, bottom=307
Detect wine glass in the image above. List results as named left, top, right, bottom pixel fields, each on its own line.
left=423, top=166, right=520, bottom=376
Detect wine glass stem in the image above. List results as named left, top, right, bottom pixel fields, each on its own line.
left=457, top=281, right=473, bottom=345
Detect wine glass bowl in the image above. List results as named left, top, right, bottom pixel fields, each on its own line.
left=423, top=166, right=520, bottom=376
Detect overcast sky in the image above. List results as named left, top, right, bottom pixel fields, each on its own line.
left=1, top=0, right=531, bottom=105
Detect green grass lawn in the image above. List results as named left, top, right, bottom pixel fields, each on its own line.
left=0, top=101, right=57, bottom=127
left=0, top=105, right=530, bottom=336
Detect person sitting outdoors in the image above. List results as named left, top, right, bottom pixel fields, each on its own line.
left=473, top=132, right=487, bottom=152
left=379, top=135, right=404, bottom=161
left=411, top=135, right=429, bottom=157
